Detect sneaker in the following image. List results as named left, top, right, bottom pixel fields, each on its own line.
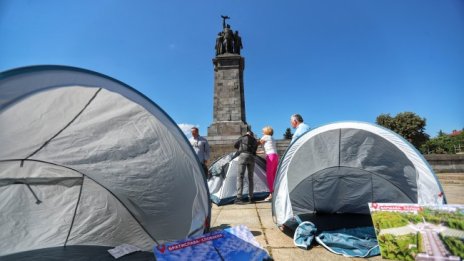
left=264, top=195, right=272, bottom=202
left=234, top=198, right=245, bottom=204
left=248, top=197, right=255, bottom=203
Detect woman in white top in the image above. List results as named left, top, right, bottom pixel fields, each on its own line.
left=259, top=126, right=279, bottom=201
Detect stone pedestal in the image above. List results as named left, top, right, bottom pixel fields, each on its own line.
left=207, top=54, right=250, bottom=162
left=208, top=122, right=249, bottom=162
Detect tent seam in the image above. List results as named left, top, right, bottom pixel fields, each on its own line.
left=24, top=88, right=102, bottom=160
left=370, top=171, right=374, bottom=203
left=338, top=128, right=341, bottom=167
left=64, top=173, right=84, bottom=246
left=311, top=177, right=316, bottom=212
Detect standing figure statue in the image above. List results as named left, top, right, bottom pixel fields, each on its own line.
left=215, top=32, right=224, bottom=56
left=233, top=30, right=243, bottom=54
left=223, top=24, right=233, bottom=53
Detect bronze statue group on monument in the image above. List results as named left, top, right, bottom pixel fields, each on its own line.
left=215, top=15, right=243, bottom=56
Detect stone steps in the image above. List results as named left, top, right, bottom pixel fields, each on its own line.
left=436, top=173, right=464, bottom=185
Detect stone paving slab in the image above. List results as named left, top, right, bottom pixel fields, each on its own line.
left=255, top=201, right=272, bottom=209
left=444, top=184, right=464, bottom=204
left=258, top=208, right=276, bottom=228
left=210, top=211, right=219, bottom=227
left=264, top=228, right=295, bottom=248
left=249, top=227, right=267, bottom=248
left=211, top=208, right=261, bottom=229
left=213, top=202, right=256, bottom=209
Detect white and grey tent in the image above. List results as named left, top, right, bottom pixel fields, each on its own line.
left=0, top=65, right=210, bottom=259
left=208, top=152, right=269, bottom=205
left=273, top=121, right=446, bottom=230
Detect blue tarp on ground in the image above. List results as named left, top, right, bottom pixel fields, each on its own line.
left=315, top=227, right=380, bottom=258
left=293, top=216, right=380, bottom=258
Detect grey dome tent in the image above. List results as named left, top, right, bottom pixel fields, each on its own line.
left=208, top=152, right=269, bottom=205
left=0, top=65, right=210, bottom=258
left=272, top=121, right=446, bottom=230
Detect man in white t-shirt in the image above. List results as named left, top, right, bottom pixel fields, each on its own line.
left=189, top=127, right=210, bottom=178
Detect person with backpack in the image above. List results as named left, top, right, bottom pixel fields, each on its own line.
left=233, top=130, right=258, bottom=204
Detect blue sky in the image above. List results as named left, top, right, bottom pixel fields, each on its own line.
left=1, top=0, right=463, bottom=140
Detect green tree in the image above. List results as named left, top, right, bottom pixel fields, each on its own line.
left=438, top=129, right=446, bottom=137
left=421, top=129, right=464, bottom=154
left=376, top=113, right=396, bottom=130
left=283, top=128, right=293, bottom=139
left=376, top=112, right=429, bottom=149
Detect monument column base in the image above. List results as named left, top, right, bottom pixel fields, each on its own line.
left=207, top=121, right=250, bottom=163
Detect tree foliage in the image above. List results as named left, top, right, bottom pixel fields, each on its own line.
left=421, top=129, right=464, bottom=154
left=283, top=128, right=293, bottom=140
left=376, top=112, right=429, bottom=149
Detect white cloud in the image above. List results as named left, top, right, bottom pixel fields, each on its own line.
left=178, top=123, right=197, bottom=139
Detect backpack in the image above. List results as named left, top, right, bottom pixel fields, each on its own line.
left=235, top=135, right=258, bottom=155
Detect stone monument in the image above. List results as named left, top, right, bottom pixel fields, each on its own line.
left=207, top=16, right=250, bottom=162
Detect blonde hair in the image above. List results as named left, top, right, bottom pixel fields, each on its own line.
left=262, top=126, right=274, bottom=136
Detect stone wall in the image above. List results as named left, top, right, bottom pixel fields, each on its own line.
left=208, top=136, right=240, bottom=164
left=208, top=138, right=291, bottom=164
left=424, top=154, right=464, bottom=173
left=275, top=139, right=291, bottom=156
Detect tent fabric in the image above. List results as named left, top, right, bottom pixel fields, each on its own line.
left=0, top=65, right=210, bottom=256
left=273, top=121, right=446, bottom=227
left=208, top=152, right=269, bottom=205
left=0, top=245, right=155, bottom=261
left=209, top=153, right=236, bottom=177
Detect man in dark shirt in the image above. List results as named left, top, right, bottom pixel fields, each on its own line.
left=233, top=131, right=258, bottom=204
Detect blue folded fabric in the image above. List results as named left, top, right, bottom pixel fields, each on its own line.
left=293, top=216, right=317, bottom=250
left=315, top=227, right=380, bottom=258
